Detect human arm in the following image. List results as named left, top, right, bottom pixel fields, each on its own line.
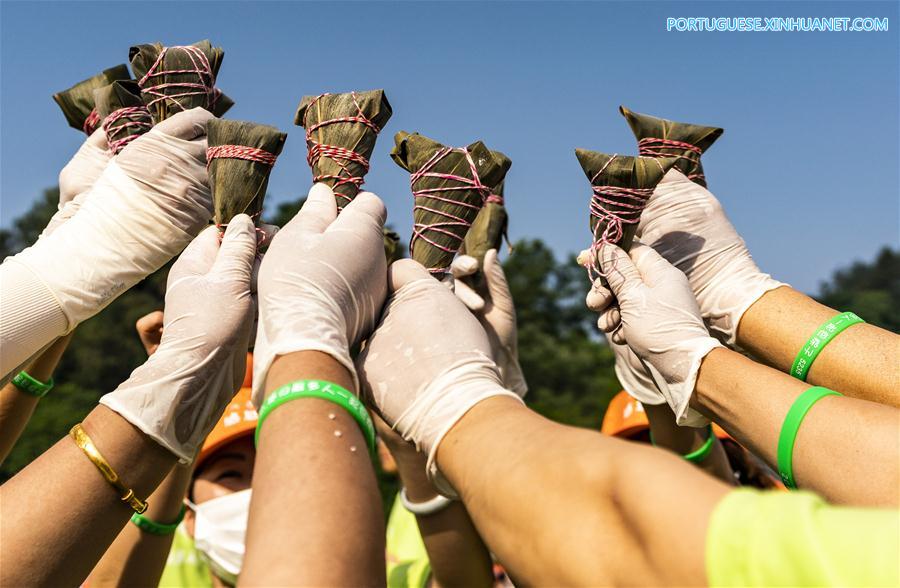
left=589, top=169, right=898, bottom=407
left=642, top=402, right=734, bottom=484
left=0, top=218, right=258, bottom=586
left=88, top=463, right=193, bottom=587
left=241, top=184, right=389, bottom=586
left=598, top=243, right=899, bottom=507
left=737, top=287, right=898, bottom=407
left=0, top=332, right=73, bottom=464
left=357, top=259, right=730, bottom=585
left=1, top=108, right=214, bottom=380
left=376, top=417, right=493, bottom=588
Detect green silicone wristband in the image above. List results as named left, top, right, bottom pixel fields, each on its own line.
left=682, top=426, right=715, bottom=463
left=777, top=386, right=842, bottom=489
left=650, top=425, right=715, bottom=463
left=130, top=504, right=186, bottom=535
left=255, top=380, right=376, bottom=455
left=790, top=312, right=863, bottom=381
left=11, top=371, right=54, bottom=398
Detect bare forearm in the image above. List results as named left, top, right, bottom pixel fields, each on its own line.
left=738, top=287, right=899, bottom=407
left=89, top=463, right=193, bottom=587
left=242, top=351, right=385, bottom=587
left=389, top=445, right=493, bottom=588
left=0, top=334, right=73, bottom=464
left=644, top=403, right=734, bottom=485
left=0, top=405, right=175, bottom=586
left=437, top=396, right=726, bottom=586
left=693, top=348, right=900, bottom=506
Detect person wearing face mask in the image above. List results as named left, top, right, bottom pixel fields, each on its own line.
left=88, top=350, right=257, bottom=588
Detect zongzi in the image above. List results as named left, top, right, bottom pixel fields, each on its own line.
left=207, top=120, right=287, bottom=231
left=575, top=150, right=677, bottom=279
left=620, top=106, right=723, bottom=187
left=53, top=64, right=131, bottom=134
left=295, top=90, right=392, bottom=211
left=93, top=81, right=153, bottom=154
left=391, top=132, right=509, bottom=277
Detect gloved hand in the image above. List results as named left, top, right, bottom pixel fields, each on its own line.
left=596, top=243, right=722, bottom=426
left=449, top=250, right=527, bottom=397
left=357, top=259, right=523, bottom=497
left=252, top=183, right=388, bottom=402
left=587, top=170, right=785, bottom=345
left=605, top=333, right=666, bottom=408
left=7, top=108, right=213, bottom=329
left=100, top=216, right=256, bottom=462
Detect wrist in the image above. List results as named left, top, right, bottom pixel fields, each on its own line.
left=265, top=351, right=355, bottom=398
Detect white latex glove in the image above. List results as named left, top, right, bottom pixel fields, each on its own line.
left=598, top=243, right=722, bottom=426
left=2, top=108, right=213, bottom=377
left=605, top=333, right=666, bottom=408
left=252, top=183, right=388, bottom=402
left=357, top=259, right=523, bottom=497
left=450, top=250, right=527, bottom=397
left=587, top=169, right=785, bottom=345
left=58, top=129, right=112, bottom=207
left=100, top=217, right=256, bottom=462
left=39, top=129, right=113, bottom=238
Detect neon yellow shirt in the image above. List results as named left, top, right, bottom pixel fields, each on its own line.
left=159, top=523, right=213, bottom=588
left=707, top=488, right=900, bottom=587
left=385, top=495, right=431, bottom=588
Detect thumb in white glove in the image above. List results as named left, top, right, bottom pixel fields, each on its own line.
left=450, top=249, right=527, bottom=397
left=100, top=216, right=257, bottom=462
left=598, top=243, right=722, bottom=426
left=253, top=183, right=388, bottom=402
left=357, top=259, right=523, bottom=497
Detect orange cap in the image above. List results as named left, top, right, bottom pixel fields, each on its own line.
left=196, top=353, right=257, bottom=468
left=601, top=391, right=649, bottom=438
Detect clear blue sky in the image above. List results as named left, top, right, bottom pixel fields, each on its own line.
left=2, top=1, right=897, bottom=293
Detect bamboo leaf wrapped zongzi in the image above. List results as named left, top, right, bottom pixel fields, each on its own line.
left=575, top=150, right=677, bottom=280
left=619, top=106, right=723, bottom=187
left=295, top=90, right=393, bottom=211
left=53, top=64, right=131, bottom=135
left=391, top=132, right=509, bottom=278
left=207, top=120, right=287, bottom=230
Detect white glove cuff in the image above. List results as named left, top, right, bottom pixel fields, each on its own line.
left=614, top=360, right=667, bottom=406
left=648, top=336, right=723, bottom=427
left=392, top=356, right=523, bottom=498
left=0, top=259, right=69, bottom=377
left=724, top=277, right=787, bottom=346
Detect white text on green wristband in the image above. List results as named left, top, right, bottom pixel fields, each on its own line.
left=790, top=312, right=863, bottom=382
left=255, top=380, right=376, bottom=455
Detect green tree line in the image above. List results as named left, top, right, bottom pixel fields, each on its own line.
left=1, top=188, right=897, bottom=481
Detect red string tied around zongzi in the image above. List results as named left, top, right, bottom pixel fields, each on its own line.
left=638, top=137, right=704, bottom=184
left=83, top=110, right=101, bottom=136
left=137, top=45, right=217, bottom=114
left=587, top=155, right=653, bottom=281
left=302, top=92, right=382, bottom=211
left=103, top=106, right=153, bottom=155
left=410, top=147, right=490, bottom=276
left=486, top=193, right=504, bottom=205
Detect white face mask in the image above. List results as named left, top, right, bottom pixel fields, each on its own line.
left=187, top=489, right=251, bottom=585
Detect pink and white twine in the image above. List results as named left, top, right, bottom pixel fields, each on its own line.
left=410, top=147, right=490, bottom=276
left=137, top=45, right=217, bottom=114
left=638, top=137, right=705, bottom=184
left=586, top=154, right=653, bottom=281
left=102, top=106, right=153, bottom=154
